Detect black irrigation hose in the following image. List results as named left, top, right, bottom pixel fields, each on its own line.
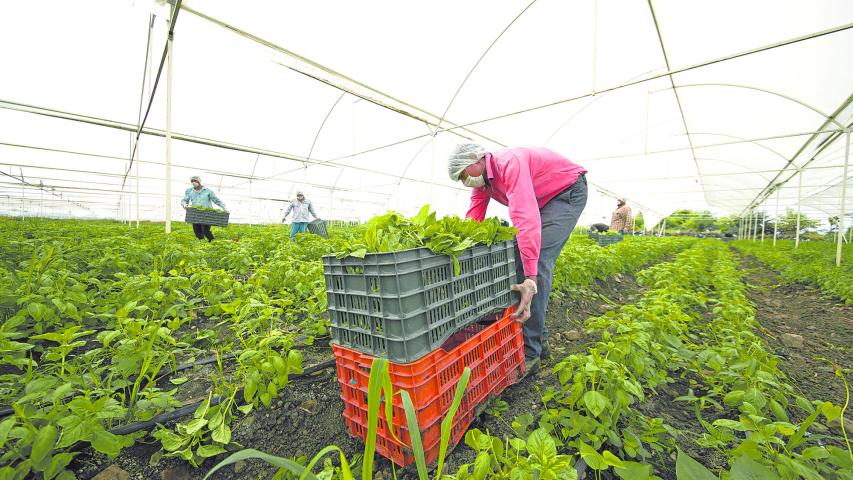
left=70, top=359, right=337, bottom=451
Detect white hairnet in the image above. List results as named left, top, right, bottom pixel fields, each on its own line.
left=447, top=143, right=485, bottom=181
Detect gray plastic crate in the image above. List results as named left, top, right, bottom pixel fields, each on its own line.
left=323, top=240, right=518, bottom=363
left=185, top=208, right=229, bottom=227
left=588, top=232, right=623, bottom=247
left=308, top=219, right=328, bottom=238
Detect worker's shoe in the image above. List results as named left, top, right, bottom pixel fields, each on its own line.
left=540, top=343, right=551, bottom=361
left=523, top=356, right=540, bottom=379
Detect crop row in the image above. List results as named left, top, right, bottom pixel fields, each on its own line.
left=732, top=239, right=852, bottom=304
left=451, top=241, right=850, bottom=479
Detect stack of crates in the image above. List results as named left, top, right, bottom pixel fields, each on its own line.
left=322, top=240, right=525, bottom=466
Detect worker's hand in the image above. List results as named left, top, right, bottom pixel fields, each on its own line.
left=181, top=204, right=188, bottom=210
left=510, top=278, right=537, bottom=323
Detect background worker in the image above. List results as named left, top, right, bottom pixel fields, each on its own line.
left=283, top=191, right=320, bottom=238
left=611, top=198, right=633, bottom=234
left=181, top=175, right=228, bottom=242
left=448, top=143, right=588, bottom=373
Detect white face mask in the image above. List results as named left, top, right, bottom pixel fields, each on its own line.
left=192, top=181, right=200, bottom=187
left=464, top=175, right=485, bottom=188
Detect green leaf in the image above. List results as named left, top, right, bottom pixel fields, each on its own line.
left=244, top=377, right=257, bottom=403
left=602, top=450, right=626, bottom=468
left=169, top=377, right=188, bottom=385
left=287, top=350, right=304, bottom=375
left=183, top=418, right=208, bottom=435
left=211, top=423, right=231, bottom=444
left=578, top=441, right=607, bottom=470
left=0, top=417, right=15, bottom=449
left=675, top=449, right=717, bottom=480
left=43, top=452, right=75, bottom=480
left=90, top=430, right=121, bottom=457
left=730, top=455, right=780, bottom=480
left=615, top=461, right=652, bottom=480
left=527, top=429, right=557, bottom=466
left=195, top=394, right=211, bottom=419
left=197, top=444, right=227, bottom=458
left=582, top=390, right=610, bottom=418
left=154, top=429, right=185, bottom=452
left=30, top=424, right=58, bottom=464
left=401, top=389, right=429, bottom=480
left=712, top=419, right=749, bottom=431
left=202, top=449, right=315, bottom=480
left=436, top=367, right=470, bottom=479
left=723, top=390, right=745, bottom=406
left=472, top=452, right=491, bottom=480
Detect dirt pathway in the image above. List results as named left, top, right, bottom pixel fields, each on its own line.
left=739, top=255, right=852, bottom=407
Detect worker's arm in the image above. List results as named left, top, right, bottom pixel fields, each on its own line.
left=308, top=201, right=319, bottom=220
left=465, top=187, right=491, bottom=222
left=501, top=154, right=540, bottom=279
left=181, top=188, right=191, bottom=208
left=283, top=202, right=293, bottom=219
left=209, top=190, right=227, bottom=211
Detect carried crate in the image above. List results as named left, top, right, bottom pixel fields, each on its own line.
left=333, top=307, right=524, bottom=466
left=308, top=219, right=328, bottom=238
left=588, top=232, right=623, bottom=247
left=322, top=240, right=517, bottom=363
left=184, top=208, right=229, bottom=227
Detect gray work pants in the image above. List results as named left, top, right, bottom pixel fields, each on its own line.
left=516, top=174, right=588, bottom=359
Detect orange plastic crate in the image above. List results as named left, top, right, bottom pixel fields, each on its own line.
left=333, top=307, right=525, bottom=466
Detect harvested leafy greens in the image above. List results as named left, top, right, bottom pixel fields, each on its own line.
left=190, top=206, right=224, bottom=212
left=336, top=206, right=516, bottom=274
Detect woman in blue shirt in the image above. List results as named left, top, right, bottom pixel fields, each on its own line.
left=181, top=175, right=228, bottom=242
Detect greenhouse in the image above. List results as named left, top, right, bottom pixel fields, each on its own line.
left=0, top=1, right=851, bottom=479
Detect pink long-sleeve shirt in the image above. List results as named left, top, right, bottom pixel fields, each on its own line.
left=465, top=146, right=587, bottom=277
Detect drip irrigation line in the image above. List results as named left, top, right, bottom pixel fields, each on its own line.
left=67, top=359, right=337, bottom=447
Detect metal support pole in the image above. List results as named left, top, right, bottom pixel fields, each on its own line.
left=165, top=29, right=173, bottom=234
left=760, top=208, right=765, bottom=243
left=836, top=130, right=850, bottom=267
left=746, top=212, right=751, bottom=240
left=136, top=149, right=140, bottom=227
left=795, top=172, right=802, bottom=248
left=773, top=188, right=780, bottom=247
left=752, top=211, right=758, bottom=241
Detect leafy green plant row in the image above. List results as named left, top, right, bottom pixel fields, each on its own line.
left=0, top=220, right=346, bottom=478
left=449, top=241, right=849, bottom=479
left=551, top=235, right=696, bottom=295
left=732, top=239, right=852, bottom=303
left=536, top=241, right=851, bottom=479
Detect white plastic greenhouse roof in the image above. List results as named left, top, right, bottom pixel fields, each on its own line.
left=1, top=0, right=852, bottom=229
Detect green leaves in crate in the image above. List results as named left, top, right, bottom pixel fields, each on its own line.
left=336, top=205, right=516, bottom=274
